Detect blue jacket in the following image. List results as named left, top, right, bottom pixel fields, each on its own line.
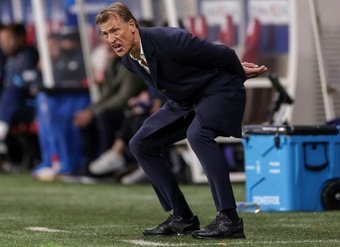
left=3, top=46, right=39, bottom=88
left=0, top=51, right=6, bottom=91
left=0, top=46, right=39, bottom=123
left=122, top=27, right=246, bottom=138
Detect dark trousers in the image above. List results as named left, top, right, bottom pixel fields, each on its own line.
left=96, top=108, right=124, bottom=152
left=79, top=108, right=124, bottom=169
left=129, top=112, right=237, bottom=216
left=0, top=84, right=34, bottom=124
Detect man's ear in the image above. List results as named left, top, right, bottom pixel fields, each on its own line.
left=128, top=19, right=137, bottom=32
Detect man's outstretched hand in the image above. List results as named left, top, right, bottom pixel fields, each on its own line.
left=242, top=62, right=268, bottom=79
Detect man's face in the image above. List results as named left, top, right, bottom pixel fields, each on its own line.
left=0, top=29, right=21, bottom=56
left=99, top=14, right=136, bottom=57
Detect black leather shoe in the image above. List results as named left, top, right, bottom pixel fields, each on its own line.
left=192, top=212, right=245, bottom=239
left=143, top=214, right=200, bottom=236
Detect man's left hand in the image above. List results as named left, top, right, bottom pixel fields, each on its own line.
left=242, top=62, right=268, bottom=79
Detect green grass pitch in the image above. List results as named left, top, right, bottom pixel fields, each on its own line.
left=0, top=174, right=339, bottom=247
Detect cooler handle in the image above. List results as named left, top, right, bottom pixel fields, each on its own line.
left=303, top=142, right=328, bottom=171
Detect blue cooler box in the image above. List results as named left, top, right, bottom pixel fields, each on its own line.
left=243, top=125, right=340, bottom=211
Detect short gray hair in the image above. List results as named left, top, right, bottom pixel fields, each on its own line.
left=96, top=2, right=138, bottom=28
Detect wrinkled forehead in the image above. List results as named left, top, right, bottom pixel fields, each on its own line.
left=99, top=14, right=124, bottom=31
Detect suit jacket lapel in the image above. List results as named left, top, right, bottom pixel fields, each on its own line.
left=140, top=28, right=159, bottom=88
left=128, top=58, right=154, bottom=87
left=145, top=52, right=158, bottom=88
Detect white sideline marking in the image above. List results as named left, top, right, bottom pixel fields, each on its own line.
left=123, top=240, right=202, bottom=246
left=123, top=240, right=169, bottom=246
left=26, top=227, right=68, bottom=233
left=124, top=239, right=340, bottom=246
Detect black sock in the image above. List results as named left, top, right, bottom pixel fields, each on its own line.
left=221, top=209, right=240, bottom=222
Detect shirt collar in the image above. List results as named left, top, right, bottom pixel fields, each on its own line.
left=129, top=40, right=145, bottom=62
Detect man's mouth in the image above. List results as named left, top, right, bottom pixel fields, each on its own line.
left=112, top=44, right=123, bottom=53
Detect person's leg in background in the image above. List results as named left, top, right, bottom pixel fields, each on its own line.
left=118, top=114, right=149, bottom=184
left=76, top=120, right=98, bottom=175
left=90, top=113, right=146, bottom=176
left=95, top=108, right=124, bottom=153
left=0, top=84, right=27, bottom=151
left=88, top=108, right=125, bottom=175
left=0, top=85, right=33, bottom=172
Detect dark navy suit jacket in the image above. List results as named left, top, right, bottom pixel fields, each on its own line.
left=122, top=27, right=246, bottom=138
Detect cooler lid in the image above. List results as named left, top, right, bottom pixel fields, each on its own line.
left=243, top=125, right=339, bottom=135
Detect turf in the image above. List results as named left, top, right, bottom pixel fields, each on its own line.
left=0, top=174, right=339, bottom=247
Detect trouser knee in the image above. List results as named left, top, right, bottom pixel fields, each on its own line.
left=187, top=127, right=205, bottom=153
left=128, top=131, right=159, bottom=158
left=128, top=132, right=143, bottom=157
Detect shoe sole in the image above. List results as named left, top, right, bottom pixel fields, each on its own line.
left=192, top=232, right=246, bottom=240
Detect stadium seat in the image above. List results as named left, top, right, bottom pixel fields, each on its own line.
left=242, top=18, right=261, bottom=63
left=183, top=15, right=208, bottom=39
left=218, top=15, right=235, bottom=47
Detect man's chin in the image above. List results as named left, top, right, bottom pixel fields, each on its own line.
left=115, top=51, right=127, bottom=57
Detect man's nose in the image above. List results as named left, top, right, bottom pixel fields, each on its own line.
left=108, top=33, right=116, bottom=43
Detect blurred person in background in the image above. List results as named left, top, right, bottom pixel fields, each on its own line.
left=32, top=27, right=90, bottom=181
left=72, top=42, right=146, bottom=179
left=96, top=2, right=267, bottom=239
left=0, top=23, right=6, bottom=93
left=91, top=35, right=112, bottom=85
left=47, top=33, right=62, bottom=64
left=89, top=87, right=165, bottom=184
left=0, top=23, right=39, bottom=156
left=73, top=20, right=154, bottom=181
left=53, top=27, right=87, bottom=88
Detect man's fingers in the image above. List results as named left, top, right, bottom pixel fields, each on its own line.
left=242, top=62, right=258, bottom=68
left=259, top=65, right=268, bottom=72
left=246, top=66, right=268, bottom=79
left=242, top=62, right=268, bottom=71
left=249, top=65, right=268, bottom=73
left=242, top=62, right=268, bottom=79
